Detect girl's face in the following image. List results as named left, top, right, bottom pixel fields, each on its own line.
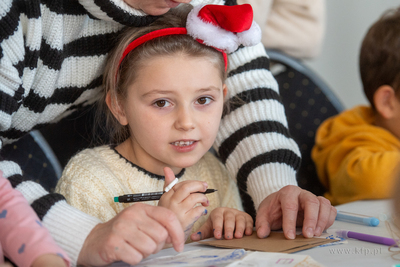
left=112, top=54, right=226, bottom=175
left=124, top=0, right=191, bottom=16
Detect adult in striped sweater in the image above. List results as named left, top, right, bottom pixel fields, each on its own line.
left=0, top=0, right=336, bottom=266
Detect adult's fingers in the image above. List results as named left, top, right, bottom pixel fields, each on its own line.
left=313, top=196, right=335, bottom=236
left=124, top=206, right=171, bottom=254
left=112, top=230, right=156, bottom=265
left=279, top=186, right=301, bottom=240
left=297, top=190, right=319, bottom=238
left=77, top=219, right=142, bottom=266
left=97, top=204, right=177, bottom=265
left=255, top=186, right=299, bottom=239
left=255, top=215, right=272, bottom=239
left=327, top=206, right=337, bottom=230
left=145, top=204, right=185, bottom=252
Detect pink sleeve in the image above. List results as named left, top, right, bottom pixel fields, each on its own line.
left=0, top=174, right=70, bottom=267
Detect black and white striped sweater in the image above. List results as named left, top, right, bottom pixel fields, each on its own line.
left=0, top=0, right=300, bottom=264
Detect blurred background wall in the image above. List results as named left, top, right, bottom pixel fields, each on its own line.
left=304, top=0, right=400, bottom=109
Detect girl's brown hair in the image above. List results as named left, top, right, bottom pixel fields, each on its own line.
left=98, top=4, right=227, bottom=144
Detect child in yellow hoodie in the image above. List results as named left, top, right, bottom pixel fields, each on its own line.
left=312, top=7, right=400, bottom=206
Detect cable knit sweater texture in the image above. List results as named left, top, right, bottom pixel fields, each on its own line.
left=56, top=147, right=243, bottom=241
left=0, top=0, right=300, bottom=264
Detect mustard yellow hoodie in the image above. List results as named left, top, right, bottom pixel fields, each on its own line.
left=312, top=105, right=400, bottom=205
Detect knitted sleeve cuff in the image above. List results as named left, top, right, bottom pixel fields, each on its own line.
left=42, top=201, right=102, bottom=266
left=247, top=163, right=298, bottom=211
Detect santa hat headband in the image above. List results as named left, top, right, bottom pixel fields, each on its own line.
left=117, top=4, right=261, bottom=74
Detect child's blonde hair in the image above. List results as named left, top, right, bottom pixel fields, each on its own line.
left=100, top=4, right=227, bottom=144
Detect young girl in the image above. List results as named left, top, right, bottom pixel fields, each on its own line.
left=56, top=3, right=260, bottom=242
left=0, top=171, right=70, bottom=267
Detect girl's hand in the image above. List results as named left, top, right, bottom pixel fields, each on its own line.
left=190, top=207, right=253, bottom=241
left=158, top=167, right=209, bottom=239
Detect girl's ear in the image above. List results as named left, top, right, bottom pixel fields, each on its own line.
left=373, top=85, right=398, bottom=119
left=222, top=84, right=228, bottom=98
left=106, top=92, right=128, bottom=125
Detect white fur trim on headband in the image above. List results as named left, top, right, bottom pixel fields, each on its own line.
left=186, top=4, right=261, bottom=54
left=187, top=4, right=238, bottom=53
left=238, top=21, right=262, bottom=47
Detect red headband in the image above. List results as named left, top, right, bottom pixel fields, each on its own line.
left=116, top=4, right=262, bottom=80
left=117, top=27, right=228, bottom=79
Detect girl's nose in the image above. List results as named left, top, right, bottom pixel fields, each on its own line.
left=174, top=107, right=195, bottom=131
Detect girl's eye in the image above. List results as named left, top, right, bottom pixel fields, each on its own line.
left=154, top=100, right=171, bottom=108
left=197, top=97, right=212, bottom=105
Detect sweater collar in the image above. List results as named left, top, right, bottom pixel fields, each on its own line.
left=111, top=145, right=186, bottom=180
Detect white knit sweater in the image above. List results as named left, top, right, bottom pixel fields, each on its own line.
left=56, top=146, right=243, bottom=241
left=0, top=0, right=300, bottom=264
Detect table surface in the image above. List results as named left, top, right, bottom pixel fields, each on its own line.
left=113, top=199, right=400, bottom=266
left=292, top=199, right=399, bottom=266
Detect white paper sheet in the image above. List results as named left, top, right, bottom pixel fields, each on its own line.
left=111, top=248, right=325, bottom=267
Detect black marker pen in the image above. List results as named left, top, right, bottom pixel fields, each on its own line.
left=114, top=189, right=217, bottom=203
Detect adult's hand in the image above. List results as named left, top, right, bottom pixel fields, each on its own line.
left=77, top=203, right=184, bottom=266
left=255, top=185, right=336, bottom=240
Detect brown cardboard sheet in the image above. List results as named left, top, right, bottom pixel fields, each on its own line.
left=199, top=231, right=338, bottom=253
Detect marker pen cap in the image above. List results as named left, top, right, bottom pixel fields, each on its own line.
left=363, top=217, right=380, bottom=226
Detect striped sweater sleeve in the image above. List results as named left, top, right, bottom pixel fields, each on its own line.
left=215, top=42, right=301, bottom=216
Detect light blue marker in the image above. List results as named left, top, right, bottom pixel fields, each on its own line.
left=336, top=211, right=379, bottom=227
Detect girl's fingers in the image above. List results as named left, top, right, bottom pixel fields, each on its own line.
left=179, top=193, right=209, bottom=210
left=190, top=215, right=213, bottom=241
left=222, top=210, right=236, bottom=240
left=233, top=213, right=254, bottom=238
left=191, top=208, right=254, bottom=242
left=210, top=209, right=224, bottom=240
left=169, top=181, right=208, bottom=203
left=184, top=206, right=208, bottom=230
left=245, top=214, right=254, bottom=236
left=233, top=213, right=246, bottom=239
left=163, top=167, right=176, bottom=191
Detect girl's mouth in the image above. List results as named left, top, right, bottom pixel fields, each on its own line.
left=172, top=141, right=195, bottom=147
left=170, top=140, right=198, bottom=152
